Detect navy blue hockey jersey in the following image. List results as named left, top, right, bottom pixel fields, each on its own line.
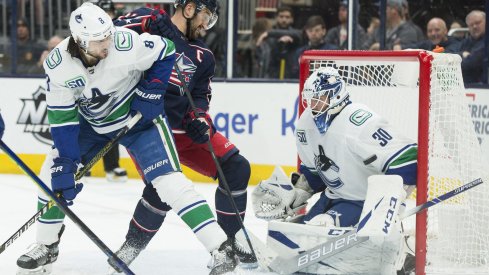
left=114, top=8, right=215, bottom=130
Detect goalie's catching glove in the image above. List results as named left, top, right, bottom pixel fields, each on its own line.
left=252, top=166, right=313, bottom=220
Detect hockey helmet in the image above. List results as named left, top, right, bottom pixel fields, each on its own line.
left=174, top=0, right=218, bottom=30
left=302, top=67, right=349, bottom=119
left=69, top=2, right=115, bottom=51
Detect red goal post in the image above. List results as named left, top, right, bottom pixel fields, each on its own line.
left=298, top=50, right=488, bottom=275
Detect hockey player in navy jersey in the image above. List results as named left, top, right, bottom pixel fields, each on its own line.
left=0, top=110, right=4, bottom=139
left=16, top=3, right=236, bottom=275
left=110, top=0, right=256, bottom=271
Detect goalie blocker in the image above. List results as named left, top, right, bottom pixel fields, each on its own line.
left=251, top=169, right=411, bottom=274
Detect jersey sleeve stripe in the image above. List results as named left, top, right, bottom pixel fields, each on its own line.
left=48, top=108, right=79, bottom=126
left=381, top=144, right=418, bottom=172
left=47, top=103, right=77, bottom=111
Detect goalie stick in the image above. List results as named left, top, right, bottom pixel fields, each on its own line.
left=0, top=113, right=141, bottom=256
left=241, top=177, right=484, bottom=275
left=173, top=64, right=258, bottom=261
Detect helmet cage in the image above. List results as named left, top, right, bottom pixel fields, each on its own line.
left=302, top=67, right=349, bottom=119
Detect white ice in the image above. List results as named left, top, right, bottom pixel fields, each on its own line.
left=0, top=174, right=276, bottom=275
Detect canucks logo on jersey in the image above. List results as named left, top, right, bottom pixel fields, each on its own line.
left=315, top=145, right=344, bottom=189
left=79, top=89, right=117, bottom=117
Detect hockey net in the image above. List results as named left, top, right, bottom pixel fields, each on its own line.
left=298, top=50, right=489, bottom=274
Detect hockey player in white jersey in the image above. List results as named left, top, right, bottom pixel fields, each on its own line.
left=16, top=3, right=236, bottom=275
left=252, top=66, right=417, bottom=273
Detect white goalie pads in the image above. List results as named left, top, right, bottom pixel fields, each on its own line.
left=252, top=166, right=310, bottom=221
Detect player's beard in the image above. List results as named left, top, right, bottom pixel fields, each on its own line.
left=189, top=20, right=205, bottom=40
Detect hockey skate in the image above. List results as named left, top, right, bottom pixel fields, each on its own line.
left=106, top=167, right=128, bottom=183
left=208, top=240, right=238, bottom=275
left=16, top=225, right=64, bottom=275
left=228, top=237, right=258, bottom=269
left=107, top=240, right=143, bottom=274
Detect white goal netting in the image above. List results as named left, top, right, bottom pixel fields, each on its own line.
left=300, top=51, right=489, bottom=274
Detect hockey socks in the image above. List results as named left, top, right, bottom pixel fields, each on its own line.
left=126, top=198, right=167, bottom=249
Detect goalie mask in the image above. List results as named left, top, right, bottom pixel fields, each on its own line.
left=69, top=2, right=115, bottom=56
left=175, top=0, right=219, bottom=31
left=302, top=67, right=350, bottom=133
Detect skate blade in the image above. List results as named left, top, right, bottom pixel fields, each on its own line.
left=107, top=266, right=121, bottom=275
left=106, top=175, right=128, bottom=183
left=17, top=264, right=52, bottom=275
left=238, top=261, right=259, bottom=270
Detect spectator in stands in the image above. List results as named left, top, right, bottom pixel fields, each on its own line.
left=97, top=0, right=116, bottom=19
left=393, top=17, right=460, bottom=53
left=32, top=35, right=63, bottom=74
left=449, top=19, right=467, bottom=41
left=203, top=3, right=225, bottom=77
left=16, top=18, right=44, bottom=74
left=291, top=16, right=337, bottom=77
left=401, top=0, right=424, bottom=41
left=325, top=0, right=366, bottom=50
left=252, top=18, right=273, bottom=78
left=264, top=6, right=302, bottom=79
left=363, top=0, right=419, bottom=50
left=457, top=10, right=486, bottom=84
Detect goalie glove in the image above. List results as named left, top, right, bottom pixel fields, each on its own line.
left=252, top=166, right=313, bottom=221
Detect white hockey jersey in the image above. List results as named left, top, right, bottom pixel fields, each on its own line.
left=295, top=103, right=417, bottom=201
left=44, top=27, right=175, bottom=134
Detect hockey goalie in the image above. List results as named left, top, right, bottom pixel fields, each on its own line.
left=249, top=67, right=418, bottom=274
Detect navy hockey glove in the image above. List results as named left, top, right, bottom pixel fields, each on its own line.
left=131, top=79, right=166, bottom=125
left=0, top=112, right=4, bottom=139
left=51, top=157, right=83, bottom=205
left=184, top=109, right=214, bottom=144
left=148, top=9, right=175, bottom=40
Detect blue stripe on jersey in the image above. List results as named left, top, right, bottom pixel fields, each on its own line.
left=381, top=143, right=418, bottom=172
left=299, top=164, right=327, bottom=193
left=47, top=103, right=77, bottom=110
left=385, top=162, right=417, bottom=186
left=90, top=88, right=135, bottom=123
left=87, top=112, right=131, bottom=128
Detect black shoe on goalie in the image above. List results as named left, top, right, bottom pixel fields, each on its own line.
left=208, top=240, right=238, bottom=275
left=107, top=240, right=143, bottom=274
left=16, top=225, right=64, bottom=275
left=228, top=237, right=258, bottom=269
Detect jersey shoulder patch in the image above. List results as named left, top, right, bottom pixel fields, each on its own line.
left=114, top=31, right=133, bottom=51
left=45, top=48, right=62, bottom=69
left=349, top=108, right=373, bottom=126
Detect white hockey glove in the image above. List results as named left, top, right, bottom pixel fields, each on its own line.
left=252, top=166, right=313, bottom=221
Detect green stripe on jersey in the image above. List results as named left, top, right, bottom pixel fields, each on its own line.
left=102, top=96, right=133, bottom=123
left=180, top=204, right=215, bottom=229
left=389, top=146, right=418, bottom=168
left=48, top=108, right=79, bottom=126
left=38, top=201, right=65, bottom=220
left=156, top=117, right=181, bottom=171
left=163, top=38, right=176, bottom=57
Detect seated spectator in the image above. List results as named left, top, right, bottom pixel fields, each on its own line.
left=15, top=18, right=44, bottom=74
left=363, top=0, right=419, bottom=50
left=393, top=17, right=460, bottom=53
left=291, top=16, right=338, bottom=77
left=449, top=19, right=467, bottom=41
left=401, top=0, right=425, bottom=41
left=457, top=10, right=486, bottom=84
left=252, top=18, right=273, bottom=78
left=325, top=0, right=366, bottom=49
left=263, top=6, right=302, bottom=79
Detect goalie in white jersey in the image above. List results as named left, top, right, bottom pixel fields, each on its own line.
left=252, top=67, right=418, bottom=273
left=16, top=3, right=237, bottom=275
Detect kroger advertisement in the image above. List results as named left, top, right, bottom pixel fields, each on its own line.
left=1, top=77, right=488, bottom=184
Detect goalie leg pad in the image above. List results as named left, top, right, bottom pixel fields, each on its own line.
left=152, top=172, right=226, bottom=252
left=215, top=153, right=250, bottom=237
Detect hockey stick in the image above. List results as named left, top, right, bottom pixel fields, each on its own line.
left=0, top=113, right=141, bottom=256
left=247, top=177, right=484, bottom=274
left=173, top=64, right=258, bottom=261
left=0, top=140, right=135, bottom=275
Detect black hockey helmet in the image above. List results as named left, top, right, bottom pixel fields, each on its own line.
left=174, top=0, right=218, bottom=31
left=97, top=0, right=115, bottom=12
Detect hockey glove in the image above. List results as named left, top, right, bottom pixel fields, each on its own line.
left=131, top=79, right=166, bottom=125
left=51, top=157, right=83, bottom=205
left=183, top=109, right=213, bottom=144
left=0, top=112, right=4, bottom=139
left=148, top=9, right=175, bottom=40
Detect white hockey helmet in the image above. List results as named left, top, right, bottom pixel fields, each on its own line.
left=69, top=2, right=115, bottom=50
left=302, top=67, right=349, bottom=119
